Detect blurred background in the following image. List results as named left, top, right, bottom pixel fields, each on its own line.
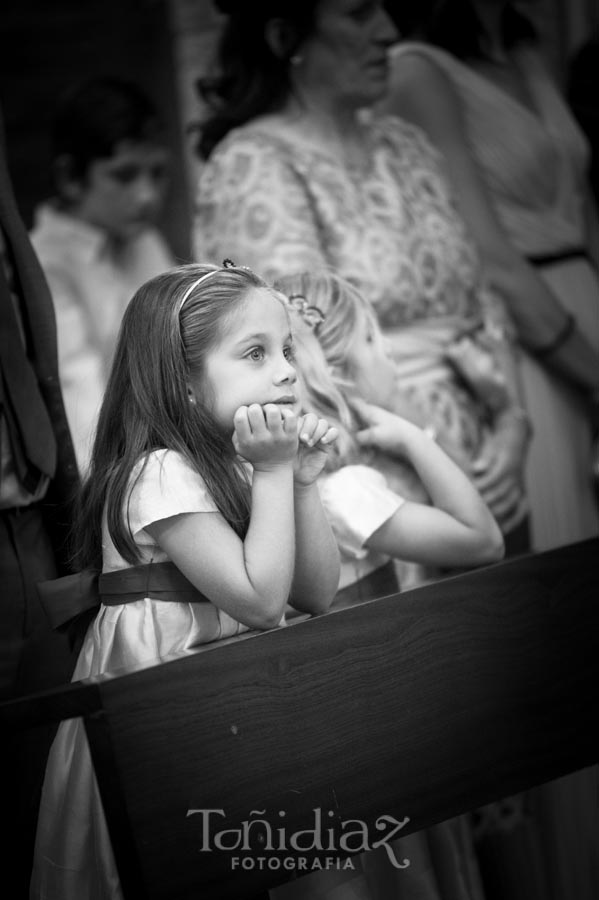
left=1, top=0, right=597, bottom=262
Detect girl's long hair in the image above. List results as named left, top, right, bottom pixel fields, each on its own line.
left=75, top=263, right=267, bottom=571
left=274, top=269, right=369, bottom=372
left=290, top=320, right=359, bottom=471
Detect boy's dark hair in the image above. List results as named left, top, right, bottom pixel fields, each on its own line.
left=51, top=76, right=162, bottom=180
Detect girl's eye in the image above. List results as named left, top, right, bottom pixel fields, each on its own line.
left=247, top=347, right=265, bottom=361
left=284, top=344, right=296, bottom=361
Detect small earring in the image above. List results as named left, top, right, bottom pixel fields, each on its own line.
left=289, top=53, right=304, bottom=67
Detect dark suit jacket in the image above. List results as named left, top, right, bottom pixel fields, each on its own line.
left=0, top=120, right=79, bottom=572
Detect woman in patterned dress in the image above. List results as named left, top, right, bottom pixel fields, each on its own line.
left=193, top=0, right=531, bottom=554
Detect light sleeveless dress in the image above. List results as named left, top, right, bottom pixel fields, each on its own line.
left=30, top=451, right=250, bottom=900
left=391, top=41, right=599, bottom=552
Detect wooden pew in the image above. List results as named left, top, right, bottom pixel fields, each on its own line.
left=2, top=538, right=598, bottom=899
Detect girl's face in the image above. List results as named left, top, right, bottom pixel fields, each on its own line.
left=344, top=310, right=397, bottom=407
left=300, top=0, right=398, bottom=109
left=197, top=288, right=299, bottom=431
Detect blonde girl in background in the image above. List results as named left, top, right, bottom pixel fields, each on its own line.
left=277, top=272, right=504, bottom=605
left=272, top=275, right=504, bottom=900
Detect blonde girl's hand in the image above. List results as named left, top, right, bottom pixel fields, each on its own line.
left=353, top=398, right=418, bottom=456
left=232, top=403, right=298, bottom=472
left=295, top=413, right=338, bottom=486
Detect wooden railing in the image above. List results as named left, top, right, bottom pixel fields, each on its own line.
left=2, top=539, right=598, bottom=899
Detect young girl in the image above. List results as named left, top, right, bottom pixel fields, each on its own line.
left=275, top=270, right=505, bottom=603
left=276, top=269, right=531, bottom=552
left=272, top=275, right=503, bottom=900
left=30, top=262, right=340, bottom=899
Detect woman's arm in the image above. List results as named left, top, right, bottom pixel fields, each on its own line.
left=146, top=405, right=298, bottom=630
left=355, top=401, right=504, bottom=567
left=382, top=52, right=599, bottom=395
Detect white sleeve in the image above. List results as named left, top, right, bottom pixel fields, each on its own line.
left=42, top=264, right=105, bottom=474
left=318, top=465, right=405, bottom=559
left=126, top=449, right=219, bottom=539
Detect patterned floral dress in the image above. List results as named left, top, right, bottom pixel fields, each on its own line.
left=194, top=114, right=507, bottom=472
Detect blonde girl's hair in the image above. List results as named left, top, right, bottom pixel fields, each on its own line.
left=287, top=312, right=360, bottom=470
left=76, top=262, right=274, bottom=569
left=274, top=270, right=377, bottom=378
left=275, top=271, right=381, bottom=461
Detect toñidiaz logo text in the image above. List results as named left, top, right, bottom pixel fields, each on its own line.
left=186, top=807, right=411, bottom=872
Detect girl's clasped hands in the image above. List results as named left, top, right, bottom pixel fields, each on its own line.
left=232, top=403, right=338, bottom=483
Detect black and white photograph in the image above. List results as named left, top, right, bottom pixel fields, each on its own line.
left=1, top=1, right=597, bottom=897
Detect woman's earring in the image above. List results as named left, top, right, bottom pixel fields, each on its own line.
left=187, top=388, right=196, bottom=406
left=289, top=53, right=304, bottom=67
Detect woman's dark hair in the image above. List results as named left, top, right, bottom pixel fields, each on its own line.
left=385, top=0, right=536, bottom=60
left=196, top=0, right=320, bottom=159
left=74, top=263, right=271, bottom=571
left=52, top=76, right=162, bottom=180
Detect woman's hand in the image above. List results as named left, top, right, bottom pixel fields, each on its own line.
left=470, top=418, right=529, bottom=533
left=232, top=403, right=298, bottom=471
left=294, top=413, right=338, bottom=486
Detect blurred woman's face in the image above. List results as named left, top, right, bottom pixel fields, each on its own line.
left=299, top=0, right=398, bottom=109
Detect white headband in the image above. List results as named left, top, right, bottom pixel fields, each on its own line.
left=178, top=267, right=221, bottom=313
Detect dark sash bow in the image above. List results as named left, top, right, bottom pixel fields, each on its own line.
left=37, top=561, right=210, bottom=632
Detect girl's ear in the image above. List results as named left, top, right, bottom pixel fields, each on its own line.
left=264, top=17, right=300, bottom=61
left=53, top=154, right=84, bottom=204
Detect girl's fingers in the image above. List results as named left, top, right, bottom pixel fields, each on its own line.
left=355, top=427, right=375, bottom=445
left=233, top=406, right=251, bottom=441
left=310, top=418, right=332, bottom=446
left=297, top=414, right=337, bottom=447
left=298, top=412, right=318, bottom=444
left=262, top=403, right=285, bottom=434
left=243, top=403, right=265, bottom=434
left=280, top=407, right=298, bottom=433
left=319, top=425, right=338, bottom=445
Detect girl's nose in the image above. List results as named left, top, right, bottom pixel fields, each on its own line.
left=277, top=358, right=297, bottom=384
left=134, top=174, right=161, bottom=213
